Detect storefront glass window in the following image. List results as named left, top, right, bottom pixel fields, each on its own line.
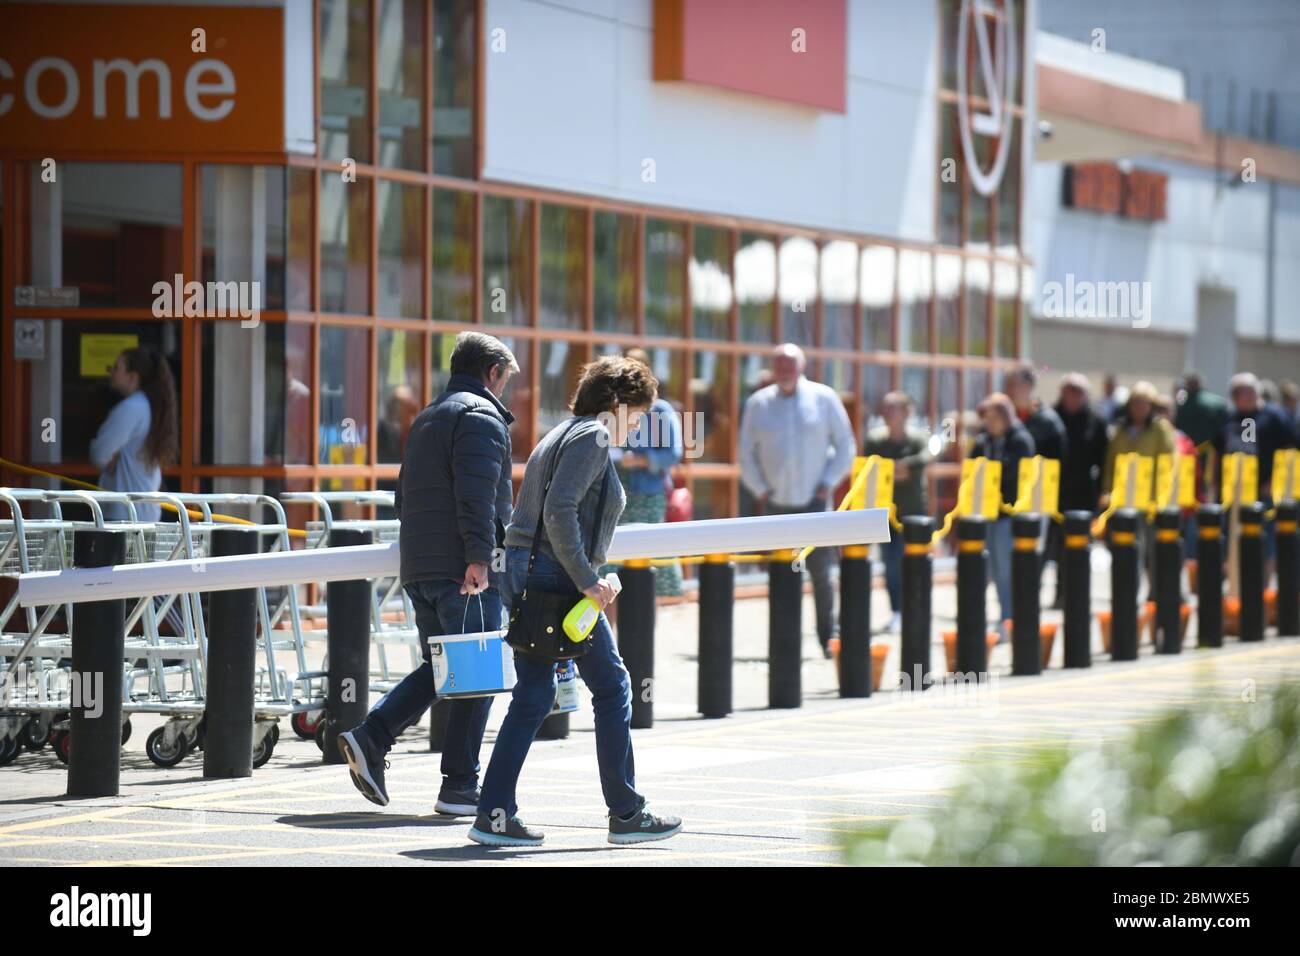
left=433, top=0, right=478, bottom=178
left=690, top=225, right=732, bottom=341
left=18, top=162, right=181, bottom=309
left=735, top=232, right=776, bottom=344
left=692, top=350, right=733, bottom=463
left=320, top=173, right=370, bottom=314
left=964, top=258, right=990, bottom=356
left=320, top=0, right=371, bottom=164
left=31, top=320, right=181, bottom=467
left=377, top=328, right=424, bottom=463
left=820, top=240, right=856, bottom=350
left=540, top=339, right=586, bottom=436
left=482, top=196, right=531, bottom=325
left=644, top=219, right=686, bottom=338
left=994, top=261, right=1018, bottom=358
left=201, top=166, right=288, bottom=313
left=593, top=211, right=637, bottom=335
left=898, top=249, right=932, bottom=353
left=431, top=188, right=474, bottom=322
left=377, top=181, right=424, bottom=318
left=861, top=245, right=896, bottom=352
left=319, top=325, right=370, bottom=465
left=779, top=237, right=817, bottom=348
left=378, top=0, right=425, bottom=170
left=539, top=204, right=585, bottom=331
left=936, top=254, right=961, bottom=355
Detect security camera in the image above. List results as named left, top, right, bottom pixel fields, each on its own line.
left=1037, top=120, right=1054, bottom=141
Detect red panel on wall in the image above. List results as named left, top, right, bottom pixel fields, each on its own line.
left=654, top=0, right=847, bottom=113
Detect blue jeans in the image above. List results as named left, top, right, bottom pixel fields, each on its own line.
left=359, top=579, right=498, bottom=791
left=478, top=547, right=644, bottom=820
left=986, top=516, right=1014, bottom=624
left=880, top=534, right=903, bottom=613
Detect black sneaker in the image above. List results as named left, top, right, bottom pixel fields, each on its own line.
left=608, top=807, right=682, bottom=845
left=338, top=727, right=389, bottom=807
left=467, top=812, right=544, bottom=847
left=435, top=784, right=481, bottom=817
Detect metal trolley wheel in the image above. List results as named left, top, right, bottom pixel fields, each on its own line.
left=291, top=709, right=323, bottom=740
left=145, top=726, right=190, bottom=768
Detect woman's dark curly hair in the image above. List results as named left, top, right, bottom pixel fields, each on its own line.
left=571, top=355, right=658, bottom=416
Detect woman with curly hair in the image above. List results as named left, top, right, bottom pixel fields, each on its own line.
left=471, top=356, right=683, bottom=848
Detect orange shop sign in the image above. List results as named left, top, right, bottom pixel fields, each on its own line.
left=0, top=3, right=284, bottom=154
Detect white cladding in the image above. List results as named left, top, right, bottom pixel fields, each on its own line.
left=1028, top=159, right=1300, bottom=342
left=482, top=0, right=940, bottom=243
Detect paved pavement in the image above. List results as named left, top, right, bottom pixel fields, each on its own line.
left=2, top=560, right=1299, bottom=866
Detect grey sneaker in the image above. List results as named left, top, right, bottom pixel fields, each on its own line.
left=338, top=727, right=389, bottom=807
left=435, top=784, right=481, bottom=817
left=467, top=812, right=544, bottom=847
left=608, top=807, right=682, bottom=845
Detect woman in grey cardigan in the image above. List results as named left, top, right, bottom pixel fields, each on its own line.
left=471, top=356, right=683, bottom=847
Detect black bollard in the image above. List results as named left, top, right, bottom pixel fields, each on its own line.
left=1109, top=509, right=1140, bottom=661
left=1010, top=514, right=1042, bottom=676
left=900, top=517, right=934, bottom=692
left=1276, top=502, right=1299, bottom=637
left=1062, top=511, right=1092, bottom=668
left=1153, top=509, right=1183, bottom=654
left=698, top=555, right=734, bottom=718
left=1196, top=504, right=1224, bottom=648
left=619, top=560, right=656, bottom=728
left=536, top=663, right=572, bottom=741
left=838, top=544, right=872, bottom=697
left=768, top=549, right=803, bottom=708
left=1238, top=503, right=1265, bottom=642
left=324, top=528, right=372, bottom=764
left=536, top=711, right=570, bottom=740
left=955, top=518, right=988, bottom=675
left=67, top=529, right=126, bottom=798
left=203, top=528, right=260, bottom=778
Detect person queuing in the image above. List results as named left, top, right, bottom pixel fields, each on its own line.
left=1004, top=365, right=1068, bottom=601
left=1213, top=372, right=1298, bottom=579
left=739, top=344, right=856, bottom=658
left=1052, top=373, right=1108, bottom=606
left=472, top=356, right=682, bottom=848
left=862, top=391, right=931, bottom=632
left=1101, top=381, right=1176, bottom=597
left=1174, top=371, right=1230, bottom=451
left=971, top=393, right=1036, bottom=640
left=338, top=332, right=518, bottom=817
left=89, top=346, right=180, bottom=524
left=611, top=347, right=685, bottom=597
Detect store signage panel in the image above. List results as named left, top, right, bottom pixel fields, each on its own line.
left=653, top=0, right=847, bottom=113
left=1064, top=163, right=1168, bottom=221
left=0, top=4, right=284, bottom=154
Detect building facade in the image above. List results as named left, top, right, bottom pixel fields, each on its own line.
left=1, top=0, right=1035, bottom=523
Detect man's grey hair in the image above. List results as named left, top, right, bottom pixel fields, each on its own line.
left=450, top=331, right=519, bottom=381
left=1229, top=372, right=1260, bottom=396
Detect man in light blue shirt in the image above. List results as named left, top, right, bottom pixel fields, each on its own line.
left=740, top=344, right=856, bottom=656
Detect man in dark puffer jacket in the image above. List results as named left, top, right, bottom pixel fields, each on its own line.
left=339, top=332, right=517, bottom=816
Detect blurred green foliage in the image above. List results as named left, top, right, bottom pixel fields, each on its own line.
left=844, top=682, right=1300, bottom=866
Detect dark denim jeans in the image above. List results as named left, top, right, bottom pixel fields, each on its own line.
left=478, top=547, right=644, bottom=821
left=359, top=578, right=498, bottom=791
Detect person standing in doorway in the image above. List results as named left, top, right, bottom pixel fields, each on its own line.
left=90, top=346, right=179, bottom=524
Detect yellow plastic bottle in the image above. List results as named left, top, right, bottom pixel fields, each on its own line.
left=563, top=572, right=622, bottom=643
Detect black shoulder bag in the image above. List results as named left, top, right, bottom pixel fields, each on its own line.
left=504, top=422, right=610, bottom=662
